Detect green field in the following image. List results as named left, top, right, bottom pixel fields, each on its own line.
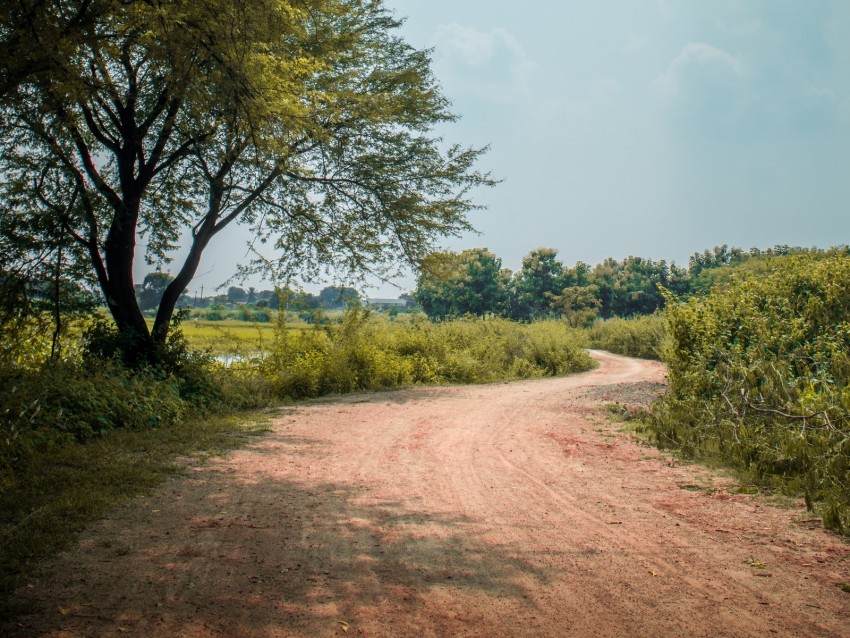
left=175, top=319, right=278, bottom=356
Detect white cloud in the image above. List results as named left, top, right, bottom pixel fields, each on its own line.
left=429, top=23, right=536, bottom=100
left=431, top=23, right=529, bottom=68
left=654, top=42, right=744, bottom=100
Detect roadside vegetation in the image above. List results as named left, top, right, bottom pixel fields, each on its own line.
left=587, top=315, right=667, bottom=360
left=643, top=253, right=850, bottom=532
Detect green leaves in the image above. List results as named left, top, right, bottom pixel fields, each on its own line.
left=651, top=253, right=850, bottom=532
left=415, top=249, right=509, bottom=319
left=2, top=0, right=494, bottom=363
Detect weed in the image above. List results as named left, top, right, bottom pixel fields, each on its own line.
left=587, top=315, right=667, bottom=360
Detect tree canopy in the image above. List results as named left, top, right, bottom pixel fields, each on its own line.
left=0, top=0, right=493, bottom=363
left=413, top=244, right=841, bottom=323
left=415, top=248, right=508, bottom=319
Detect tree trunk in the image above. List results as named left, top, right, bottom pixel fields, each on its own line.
left=102, top=198, right=155, bottom=366
left=151, top=230, right=213, bottom=346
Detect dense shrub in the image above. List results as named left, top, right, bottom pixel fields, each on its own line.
left=647, top=255, right=850, bottom=531
left=259, top=309, right=594, bottom=399
left=0, top=317, right=277, bottom=482
left=0, top=361, right=185, bottom=482
left=587, top=315, right=667, bottom=360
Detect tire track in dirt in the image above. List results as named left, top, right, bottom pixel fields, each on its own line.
left=6, top=352, right=850, bottom=637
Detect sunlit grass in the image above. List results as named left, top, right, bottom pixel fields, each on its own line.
left=144, top=318, right=307, bottom=357
left=178, top=319, right=278, bottom=356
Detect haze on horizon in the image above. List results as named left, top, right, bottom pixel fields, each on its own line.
left=155, top=0, right=850, bottom=298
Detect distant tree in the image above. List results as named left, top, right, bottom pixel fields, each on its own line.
left=509, top=248, right=565, bottom=321
left=415, top=248, right=509, bottom=319
left=227, top=286, right=247, bottom=304
left=591, top=256, right=671, bottom=318
left=550, top=285, right=601, bottom=329
left=136, top=272, right=177, bottom=311
left=247, top=287, right=257, bottom=304
left=562, top=261, right=593, bottom=288
left=319, top=286, right=360, bottom=309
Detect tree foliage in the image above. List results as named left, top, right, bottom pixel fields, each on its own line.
left=509, top=248, right=565, bottom=321
left=415, top=247, right=683, bottom=322
left=0, top=0, right=493, bottom=364
left=415, top=248, right=509, bottom=319
left=135, top=272, right=176, bottom=311
left=650, top=253, right=850, bottom=531
left=318, top=286, right=360, bottom=309
left=414, top=243, right=845, bottom=324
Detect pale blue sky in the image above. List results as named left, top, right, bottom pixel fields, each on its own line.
left=177, top=1, right=850, bottom=296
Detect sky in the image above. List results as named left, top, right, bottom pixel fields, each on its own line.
left=171, top=0, right=850, bottom=298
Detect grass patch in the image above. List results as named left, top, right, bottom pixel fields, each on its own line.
left=259, top=311, right=595, bottom=398
left=152, top=318, right=280, bottom=357
left=0, top=410, right=271, bottom=620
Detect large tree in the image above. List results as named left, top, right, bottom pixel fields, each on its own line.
left=509, top=248, right=566, bottom=321
left=1, top=0, right=493, bottom=364
left=415, top=248, right=509, bottom=319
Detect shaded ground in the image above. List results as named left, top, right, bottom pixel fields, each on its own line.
left=5, top=352, right=849, bottom=637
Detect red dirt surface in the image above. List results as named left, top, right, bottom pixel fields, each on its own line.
left=6, top=351, right=850, bottom=637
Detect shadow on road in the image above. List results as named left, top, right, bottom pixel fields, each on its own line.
left=9, top=438, right=548, bottom=636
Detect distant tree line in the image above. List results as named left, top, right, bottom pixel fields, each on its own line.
left=414, top=244, right=848, bottom=324
left=133, top=273, right=363, bottom=316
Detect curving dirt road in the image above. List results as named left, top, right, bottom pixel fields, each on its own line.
left=8, top=352, right=850, bottom=637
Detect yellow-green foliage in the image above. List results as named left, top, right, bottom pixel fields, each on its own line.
left=649, top=254, right=850, bottom=531
left=260, top=309, right=594, bottom=398
left=587, top=315, right=667, bottom=360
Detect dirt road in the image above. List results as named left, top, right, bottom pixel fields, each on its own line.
left=8, top=352, right=850, bottom=637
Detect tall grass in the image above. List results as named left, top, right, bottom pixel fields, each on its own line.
left=586, top=315, right=666, bottom=360
left=259, top=310, right=594, bottom=399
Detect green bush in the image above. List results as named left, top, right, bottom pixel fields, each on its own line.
left=647, top=254, right=850, bottom=531
left=260, top=310, right=594, bottom=399
left=0, top=360, right=185, bottom=481
left=587, top=315, right=667, bottom=360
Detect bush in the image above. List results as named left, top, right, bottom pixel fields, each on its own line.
left=0, top=315, right=278, bottom=484
left=0, top=360, right=185, bottom=482
left=260, top=309, right=594, bottom=399
left=587, top=315, right=666, bottom=360
left=647, top=254, right=850, bottom=531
